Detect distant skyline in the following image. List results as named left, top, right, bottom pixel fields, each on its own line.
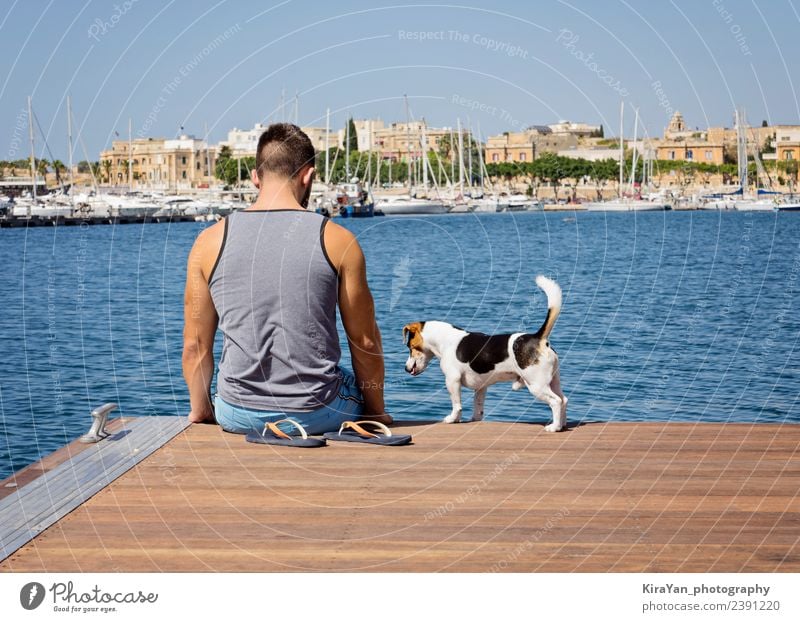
left=2, top=0, right=799, bottom=162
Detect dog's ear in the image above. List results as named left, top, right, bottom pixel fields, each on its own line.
left=403, top=322, right=422, bottom=347
left=402, top=324, right=413, bottom=346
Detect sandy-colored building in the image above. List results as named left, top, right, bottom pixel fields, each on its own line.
left=655, top=139, right=724, bottom=165
left=557, top=147, right=619, bottom=161
left=99, top=135, right=217, bottom=189
left=336, top=119, right=385, bottom=152
left=484, top=127, right=578, bottom=163
left=372, top=121, right=452, bottom=160
left=548, top=120, right=601, bottom=137
left=774, top=126, right=800, bottom=162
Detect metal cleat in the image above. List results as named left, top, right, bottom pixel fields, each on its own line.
left=79, top=403, right=118, bottom=443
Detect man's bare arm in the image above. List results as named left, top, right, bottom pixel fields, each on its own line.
left=182, top=229, right=220, bottom=423
left=325, top=222, right=390, bottom=421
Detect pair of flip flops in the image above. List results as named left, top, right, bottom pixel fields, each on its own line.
left=245, top=419, right=412, bottom=448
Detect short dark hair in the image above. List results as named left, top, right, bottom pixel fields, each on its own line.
left=255, top=123, right=315, bottom=179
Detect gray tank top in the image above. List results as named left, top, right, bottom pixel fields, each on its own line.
left=208, top=209, right=342, bottom=412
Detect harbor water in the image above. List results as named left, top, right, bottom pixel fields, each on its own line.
left=0, top=210, right=798, bottom=479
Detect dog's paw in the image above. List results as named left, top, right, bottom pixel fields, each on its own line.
left=512, top=380, right=524, bottom=391
left=543, top=423, right=563, bottom=433
left=443, top=413, right=462, bottom=424
left=472, top=412, right=484, bottom=422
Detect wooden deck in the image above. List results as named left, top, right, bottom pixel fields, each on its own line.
left=1, top=419, right=799, bottom=572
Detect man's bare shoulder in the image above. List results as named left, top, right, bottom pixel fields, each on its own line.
left=323, top=219, right=362, bottom=272
left=190, top=218, right=227, bottom=278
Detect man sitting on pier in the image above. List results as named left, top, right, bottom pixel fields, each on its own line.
left=182, top=123, right=391, bottom=435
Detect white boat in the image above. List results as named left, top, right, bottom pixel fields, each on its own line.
left=733, top=198, right=777, bottom=211
left=447, top=202, right=473, bottom=213
left=585, top=199, right=669, bottom=211
left=154, top=196, right=214, bottom=218
left=500, top=194, right=543, bottom=211
left=375, top=196, right=448, bottom=215
left=696, top=197, right=737, bottom=210
left=11, top=199, right=74, bottom=218
left=102, top=193, right=162, bottom=218
left=470, top=197, right=499, bottom=212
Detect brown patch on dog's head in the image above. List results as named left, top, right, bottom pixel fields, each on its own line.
left=403, top=321, right=431, bottom=376
left=402, top=321, right=426, bottom=353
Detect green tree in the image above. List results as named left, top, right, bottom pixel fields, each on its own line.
left=215, top=149, right=255, bottom=187
left=533, top=153, right=567, bottom=201
left=347, top=117, right=358, bottom=153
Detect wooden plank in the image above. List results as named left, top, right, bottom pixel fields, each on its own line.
left=0, top=416, right=190, bottom=561
left=1, top=421, right=798, bottom=572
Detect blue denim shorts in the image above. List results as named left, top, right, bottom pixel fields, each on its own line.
left=214, top=368, right=365, bottom=435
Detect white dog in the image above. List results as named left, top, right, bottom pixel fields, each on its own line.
left=403, top=276, right=567, bottom=432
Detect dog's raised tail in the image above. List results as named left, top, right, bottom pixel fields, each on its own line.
left=535, top=275, right=562, bottom=338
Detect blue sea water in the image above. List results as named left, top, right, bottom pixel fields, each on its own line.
left=0, top=210, right=798, bottom=479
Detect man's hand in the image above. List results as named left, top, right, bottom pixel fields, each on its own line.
left=358, top=412, right=393, bottom=425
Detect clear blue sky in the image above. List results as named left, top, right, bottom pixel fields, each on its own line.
left=2, top=0, right=799, bottom=162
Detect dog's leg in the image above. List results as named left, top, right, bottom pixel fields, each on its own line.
left=529, top=383, right=565, bottom=432
left=443, top=376, right=463, bottom=424
left=472, top=387, right=487, bottom=422
left=519, top=367, right=565, bottom=432
left=549, top=366, right=567, bottom=432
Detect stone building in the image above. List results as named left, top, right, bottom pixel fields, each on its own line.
left=99, top=135, right=217, bottom=189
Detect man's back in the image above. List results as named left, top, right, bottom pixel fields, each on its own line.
left=208, top=209, right=341, bottom=411
left=183, top=122, right=388, bottom=429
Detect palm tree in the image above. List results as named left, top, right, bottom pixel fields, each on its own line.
left=52, top=159, right=67, bottom=185
left=35, top=158, right=49, bottom=184
left=120, top=159, right=130, bottom=185
left=102, top=159, right=112, bottom=183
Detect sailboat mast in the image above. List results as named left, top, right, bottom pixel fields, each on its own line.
left=128, top=118, right=133, bottom=190
left=325, top=107, right=330, bottom=185
left=466, top=122, right=473, bottom=192
left=618, top=101, right=624, bottom=199
left=67, top=95, right=74, bottom=196
left=367, top=140, right=373, bottom=188
left=421, top=119, right=428, bottom=191
left=345, top=116, right=350, bottom=181
left=450, top=127, right=455, bottom=184
left=205, top=121, right=212, bottom=195
left=28, top=96, right=36, bottom=202
left=736, top=108, right=748, bottom=196
left=477, top=122, right=484, bottom=193
left=404, top=94, right=412, bottom=192
left=629, top=108, right=639, bottom=191
left=456, top=118, right=465, bottom=197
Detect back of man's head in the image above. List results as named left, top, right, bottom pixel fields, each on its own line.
left=255, top=123, right=315, bottom=180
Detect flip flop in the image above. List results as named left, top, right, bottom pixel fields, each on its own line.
left=323, top=420, right=412, bottom=446
left=245, top=419, right=327, bottom=448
